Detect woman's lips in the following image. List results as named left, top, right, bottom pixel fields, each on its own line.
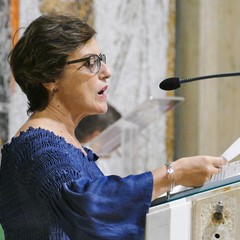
left=98, top=85, right=108, bottom=100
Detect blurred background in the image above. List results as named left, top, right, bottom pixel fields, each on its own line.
left=1, top=0, right=240, bottom=237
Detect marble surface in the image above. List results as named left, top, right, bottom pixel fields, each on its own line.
left=94, top=0, right=170, bottom=170
left=0, top=0, right=10, bottom=143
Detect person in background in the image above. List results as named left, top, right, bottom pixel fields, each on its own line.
left=75, top=103, right=121, bottom=143
left=0, top=13, right=226, bottom=240
left=75, top=103, right=121, bottom=175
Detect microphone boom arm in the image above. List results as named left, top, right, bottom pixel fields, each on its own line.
left=181, top=72, right=240, bottom=84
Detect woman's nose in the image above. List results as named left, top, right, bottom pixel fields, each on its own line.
left=99, top=62, right=112, bottom=80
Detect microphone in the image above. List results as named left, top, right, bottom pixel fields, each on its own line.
left=159, top=72, right=240, bottom=91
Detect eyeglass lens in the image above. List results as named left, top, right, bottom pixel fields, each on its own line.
left=89, top=54, right=106, bottom=74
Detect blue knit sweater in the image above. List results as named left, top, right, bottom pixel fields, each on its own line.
left=0, top=127, right=153, bottom=239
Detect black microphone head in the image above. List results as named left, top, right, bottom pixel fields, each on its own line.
left=159, top=77, right=181, bottom=90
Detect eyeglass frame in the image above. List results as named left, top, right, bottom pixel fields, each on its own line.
left=66, top=53, right=106, bottom=74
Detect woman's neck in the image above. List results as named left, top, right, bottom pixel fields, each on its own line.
left=19, top=108, right=87, bottom=154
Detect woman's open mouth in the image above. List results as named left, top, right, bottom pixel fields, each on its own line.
left=98, top=85, right=108, bottom=99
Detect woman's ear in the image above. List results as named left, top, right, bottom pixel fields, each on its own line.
left=42, top=82, right=59, bottom=96
left=42, top=82, right=56, bottom=91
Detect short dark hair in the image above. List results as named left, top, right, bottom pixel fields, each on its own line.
left=8, top=13, right=96, bottom=114
left=75, top=104, right=121, bottom=143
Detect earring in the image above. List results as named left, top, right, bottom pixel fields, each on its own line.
left=52, top=87, right=58, bottom=96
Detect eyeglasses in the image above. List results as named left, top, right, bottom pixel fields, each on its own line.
left=66, top=53, right=106, bottom=74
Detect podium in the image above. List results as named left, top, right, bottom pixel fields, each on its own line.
left=88, top=96, right=184, bottom=175
left=145, top=175, right=240, bottom=240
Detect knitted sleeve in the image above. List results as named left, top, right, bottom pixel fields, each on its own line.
left=53, top=173, right=153, bottom=240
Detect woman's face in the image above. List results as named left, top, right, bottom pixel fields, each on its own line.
left=56, top=38, right=111, bottom=120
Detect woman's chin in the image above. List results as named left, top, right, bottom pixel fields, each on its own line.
left=96, top=103, right=108, bottom=115
left=99, top=107, right=108, bottom=114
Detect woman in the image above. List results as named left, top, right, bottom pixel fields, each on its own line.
left=0, top=13, right=225, bottom=240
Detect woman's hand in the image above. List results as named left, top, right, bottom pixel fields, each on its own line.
left=173, top=156, right=226, bottom=187
left=151, top=156, right=227, bottom=200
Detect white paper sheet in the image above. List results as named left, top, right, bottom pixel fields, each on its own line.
left=172, top=137, right=240, bottom=194
left=221, top=137, right=240, bottom=162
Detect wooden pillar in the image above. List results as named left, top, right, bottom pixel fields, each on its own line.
left=175, top=0, right=240, bottom=158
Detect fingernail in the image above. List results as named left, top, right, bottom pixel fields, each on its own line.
left=221, top=157, right=228, bottom=164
